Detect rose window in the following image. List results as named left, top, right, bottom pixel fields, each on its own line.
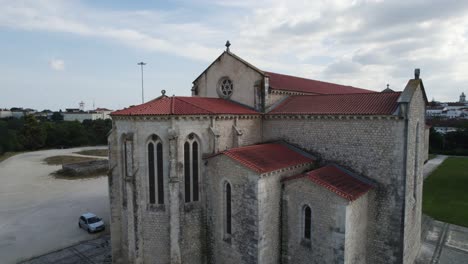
left=220, top=79, right=233, bottom=97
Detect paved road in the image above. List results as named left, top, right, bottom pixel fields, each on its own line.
left=424, top=155, right=448, bottom=180
left=21, top=235, right=111, bottom=264
left=0, top=147, right=110, bottom=264
left=417, top=217, right=468, bottom=264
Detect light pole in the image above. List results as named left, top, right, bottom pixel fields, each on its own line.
left=137, top=62, right=146, bottom=103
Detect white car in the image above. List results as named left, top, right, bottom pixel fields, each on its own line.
left=78, top=213, right=105, bottom=233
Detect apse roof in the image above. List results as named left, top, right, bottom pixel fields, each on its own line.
left=214, top=142, right=315, bottom=174
left=282, top=165, right=374, bottom=201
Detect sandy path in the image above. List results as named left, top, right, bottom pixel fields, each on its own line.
left=0, top=146, right=110, bottom=264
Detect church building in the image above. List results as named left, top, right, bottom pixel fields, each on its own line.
left=108, top=43, right=428, bottom=264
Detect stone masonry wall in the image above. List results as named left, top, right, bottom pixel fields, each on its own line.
left=205, top=156, right=260, bottom=264
left=282, top=177, right=348, bottom=264
left=263, top=117, right=407, bottom=264
left=110, top=116, right=261, bottom=264
left=403, top=86, right=426, bottom=264
left=344, top=193, right=368, bottom=264
left=257, top=164, right=314, bottom=264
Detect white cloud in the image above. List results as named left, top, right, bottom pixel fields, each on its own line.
left=0, top=0, right=467, bottom=101
left=49, top=59, right=65, bottom=71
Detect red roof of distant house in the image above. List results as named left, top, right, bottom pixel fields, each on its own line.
left=283, top=165, right=374, bottom=201
left=111, top=96, right=259, bottom=116
left=265, top=71, right=375, bottom=94
left=220, top=143, right=315, bottom=174
left=269, top=92, right=401, bottom=115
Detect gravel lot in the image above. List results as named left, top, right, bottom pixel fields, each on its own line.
left=0, top=147, right=109, bottom=264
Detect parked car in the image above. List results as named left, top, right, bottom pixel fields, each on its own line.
left=78, top=213, right=105, bottom=233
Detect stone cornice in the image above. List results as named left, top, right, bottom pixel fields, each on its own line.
left=111, top=114, right=261, bottom=121
left=270, top=89, right=312, bottom=95
left=264, top=114, right=402, bottom=120
left=112, top=113, right=401, bottom=121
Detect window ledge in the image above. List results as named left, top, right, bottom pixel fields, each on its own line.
left=147, top=204, right=165, bottom=212
left=223, top=235, right=232, bottom=244
left=301, top=238, right=311, bottom=248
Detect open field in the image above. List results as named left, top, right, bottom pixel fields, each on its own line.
left=423, top=157, right=468, bottom=227
left=74, top=149, right=108, bottom=157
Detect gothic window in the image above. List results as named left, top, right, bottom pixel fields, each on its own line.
left=123, top=136, right=133, bottom=177
left=225, top=182, right=232, bottom=235
left=148, top=135, right=164, bottom=204
left=303, top=205, right=312, bottom=240
left=184, top=133, right=200, bottom=203
left=217, top=77, right=233, bottom=98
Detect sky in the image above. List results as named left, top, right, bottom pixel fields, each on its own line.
left=0, top=0, right=467, bottom=111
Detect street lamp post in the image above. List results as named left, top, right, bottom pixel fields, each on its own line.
left=137, top=62, right=146, bottom=103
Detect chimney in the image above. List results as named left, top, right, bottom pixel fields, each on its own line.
left=414, top=68, right=420, bottom=79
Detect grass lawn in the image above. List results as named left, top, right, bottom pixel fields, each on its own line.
left=423, top=157, right=468, bottom=227
left=74, top=149, right=108, bottom=157
left=43, top=155, right=98, bottom=165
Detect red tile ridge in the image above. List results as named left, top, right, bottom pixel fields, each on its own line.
left=176, top=96, right=215, bottom=114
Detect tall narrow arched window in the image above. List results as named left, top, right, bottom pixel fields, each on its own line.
left=184, top=134, right=200, bottom=203
left=303, top=205, right=311, bottom=240
left=225, top=182, right=232, bottom=235
left=414, top=122, right=420, bottom=201
left=148, top=135, right=164, bottom=205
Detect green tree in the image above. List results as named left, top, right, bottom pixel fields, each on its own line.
left=51, top=112, right=63, bottom=122
left=21, top=115, right=46, bottom=150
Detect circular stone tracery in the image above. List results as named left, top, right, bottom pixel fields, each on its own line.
left=218, top=78, right=233, bottom=98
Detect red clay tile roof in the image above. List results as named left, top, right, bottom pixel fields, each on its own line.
left=111, top=96, right=259, bottom=116
left=221, top=143, right=315, bottom=174
left=283, top=165, right=374, bottom=201
left=269, top=92, right=401, bottom=115
left=265, top=71, right=375, bottom=94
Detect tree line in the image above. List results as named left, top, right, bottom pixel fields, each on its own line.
left=429, top=123, right=468, bottom=156
left=0, top=115, right=112, bottom=155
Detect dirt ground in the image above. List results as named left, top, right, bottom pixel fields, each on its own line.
left=0, top=147, right=109, bottom=264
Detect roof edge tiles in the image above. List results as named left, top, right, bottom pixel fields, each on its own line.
left=268, top=92, right=402, bottom=116
left=111, top=96, right=260, bottom=116
left=213, top=142, right=315, bottom=174
left=265, top=71, right=375, bottom=95
left=282, top=165, right=375, bottom=201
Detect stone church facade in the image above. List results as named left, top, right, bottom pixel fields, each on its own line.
left=108, top=47, right=428, bottom=264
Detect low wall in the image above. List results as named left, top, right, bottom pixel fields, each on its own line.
left=62, top=159, right=108, bottom=175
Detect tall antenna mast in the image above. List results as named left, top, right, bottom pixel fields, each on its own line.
left=137, top=62, right=147, bottom=103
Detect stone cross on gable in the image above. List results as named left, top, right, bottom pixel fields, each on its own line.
left=225, top=40, right=231, bottom=52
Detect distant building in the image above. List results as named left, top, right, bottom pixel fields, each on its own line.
left=433, top=126, right=458, bottom=134
left=62, top=107, right=113, bottom=122
left=426, top=93, right=468, bottom=119
left=9, top=107, right=36, bottom=118
left=0, top=109, right=12, bottom=118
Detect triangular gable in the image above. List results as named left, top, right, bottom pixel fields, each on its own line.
left=192, top=51, right=265, bottom=84
left=397, top=79, right=429, bottom=105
